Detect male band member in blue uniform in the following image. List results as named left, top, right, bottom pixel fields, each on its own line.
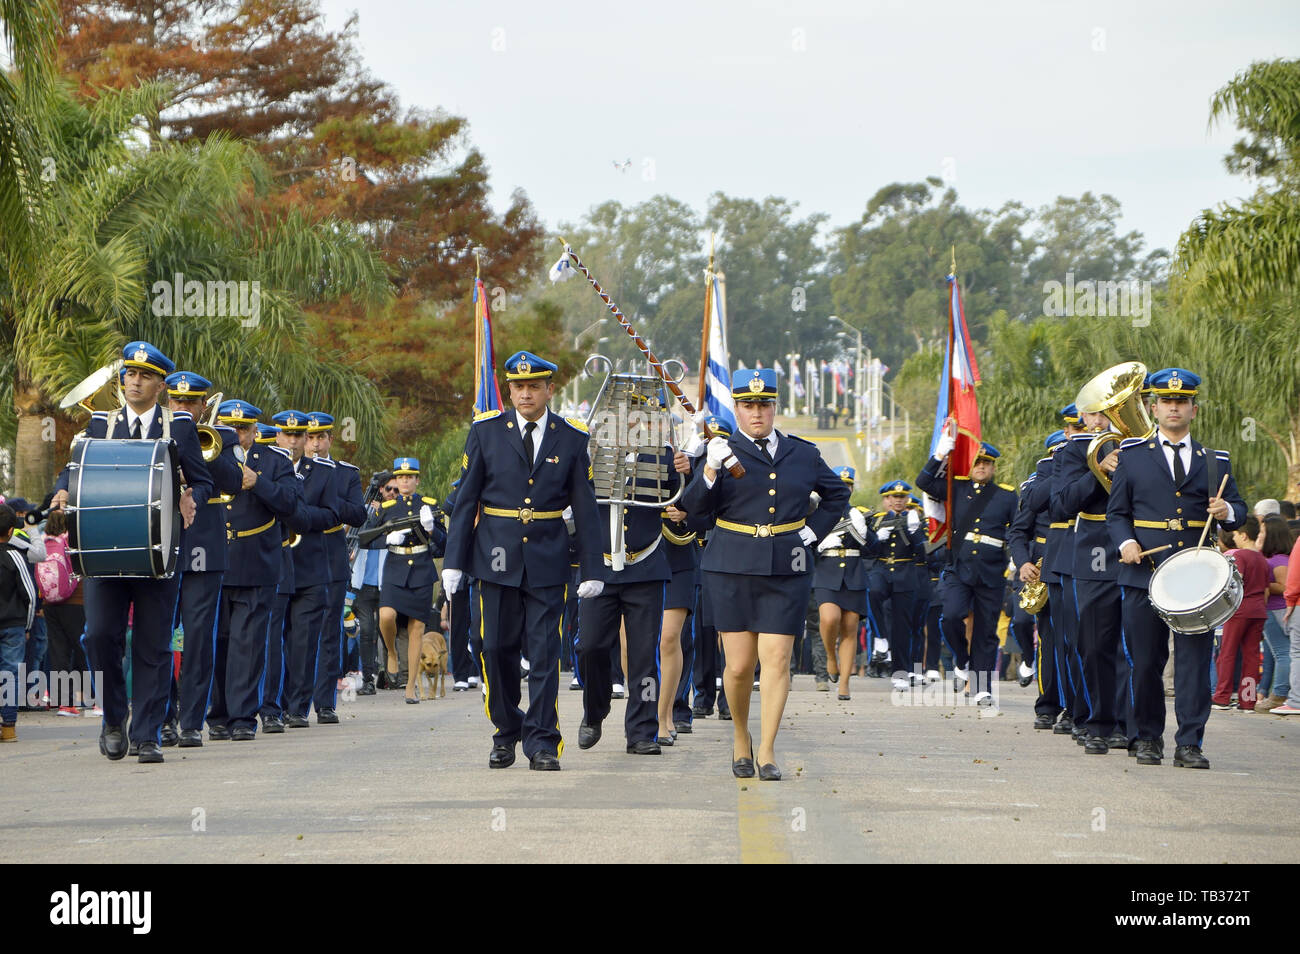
left=304, top=412, right=367, bottom=721
left=1043, top=408, right=1087, bottom=736
left=202, top=401, right=301, bottom=742
left=161, top=371, right=243, bottom=746
left=442, top=351, right=603, bottom=771
left=577, top=441, right=680, bottom=754
left=681, top=368, right=849, bottom=780
left=257, top=422, right=299, bottom=731
left=867, top=479, right=928, bottom=692
left=907, top=495, right=942, bottom=682
left=1107, top=369, right=1246, bottom=769
left=51, top=341, right=213, bottom=764
left=1054, top=403, right=1132, bottom=754
left=1007, top=431, right=1067, bottom=730
left=366, top=456, right=445, bottom=703
left=916, top=432, right=1018, bottom=705
left=813, top=468, right=872, bottom=700
left=276, top=410, right=340, bottom=728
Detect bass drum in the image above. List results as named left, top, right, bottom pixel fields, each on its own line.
left=1147, top=546, right=1243, bottom=635
left=67, top=437, right=180, bottom=579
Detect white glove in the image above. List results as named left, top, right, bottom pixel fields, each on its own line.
left=906, top=509, right=920, bottom=531
left=818, top=531, right=844, bottom=552
left=681, top=431, right=706, bottom=457
left=577, top=579, right=604, bottom=599
left=692, top=410, right=708, bottom=427
left=386, top=529, right=410, bottom=545
left=562, top=506, right=574, bottom=521
left=876, top=526, right=892, bottom=541
left=798, top=526, right=817, bottom=546
left=934, top=422, right=956, bottom=459
left=849, top=508, right=868, bottom=539
left=705, top=436, right=731, bottom=470
left=441, top=568, right=463, bottom=596
left=419, top=504, right=434, bottom=532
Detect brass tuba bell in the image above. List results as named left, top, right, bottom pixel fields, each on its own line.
left=58, top=361, right=125, bottom=416
left=1074, top=362, right=1156, bottom=493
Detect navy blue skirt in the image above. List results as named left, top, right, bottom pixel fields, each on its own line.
left=664, top=567, right=699, bottom=611
left=814, top=586, right=867, bottom=616
left=379, top=577, right=433, bottom=626
left=704, top=571, right=812, bottom=636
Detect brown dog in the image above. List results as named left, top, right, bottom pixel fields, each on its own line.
left=418, top=630, right=448, bottom=699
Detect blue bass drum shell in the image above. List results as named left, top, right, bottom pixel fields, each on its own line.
left=67, top=437, right=181, bottom=578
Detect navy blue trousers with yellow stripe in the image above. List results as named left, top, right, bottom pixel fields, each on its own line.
left=577, top=580, right=664, bottom=744
left=477, top=578, right=565, bottom=759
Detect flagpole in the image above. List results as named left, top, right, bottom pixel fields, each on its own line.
left=697, top=233, right=715, bottom=420
left=946, top=246, right=956, bottom=552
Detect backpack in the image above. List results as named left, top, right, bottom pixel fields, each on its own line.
left=35, top=533, right=78, bottom=604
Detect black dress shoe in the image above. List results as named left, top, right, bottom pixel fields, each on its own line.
left=489, top=744, right=516, bottom=768
left=160, top=722, right=179, bottom=747
left=1106, top=733, right=1129, bottom=751
left=231, top=726, right=256, bottom=741
left=1032, top=713, right=1055, bottom=730
left=208, top=723, right=231, bottom=741
left=99, top=724, right=128, bottom=761
left=285, top=714, right=309, bottom=728
left=261, top=716, right=285, bottom=734
left=1134, top=738, right=1162, bottom=765
left=317, top=707, right=339, bottom=724
left=1052, top=715, right=1074, bottom=735
left=357, top=681, right=377, bottom=696
left=529, top=751, right=561, bottom=771
left=178, top=729, right=203, bottom=747
left=718, top=708, right=732, bottom=721
left=1084, top=736, right=1109, bottom=755
left=691, top=705, right=713, bottom=718
left=732, top=742, right=755, bottom=779
left=137, top=741, right=164, bottom=764
left=758, top=763, right=782, bottom=781
left=127, top=741, right=140, bottom=757
left=673, top=721, right=692, bottom=735
left=1173, top=744, right=1210, bottom=769
left=578, top=722, right=602, bottom=749
left=627, top=739, right=662, bottom=755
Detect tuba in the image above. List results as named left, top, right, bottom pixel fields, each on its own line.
left=58, top=361, right=126, bottom=416
left=1074, top=362, right=1155, bottom=493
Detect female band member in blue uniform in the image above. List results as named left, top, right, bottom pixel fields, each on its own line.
left=681, top=369, right=849, bottom=780
left=812, top=467, right=872, bottom=700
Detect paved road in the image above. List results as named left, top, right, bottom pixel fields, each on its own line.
left=3, top=674, right=1297, bottom=863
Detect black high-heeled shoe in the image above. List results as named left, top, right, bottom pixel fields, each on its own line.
left=758, top=762, right=782, bottom=781
left=732, top=737, right=755, bottom=779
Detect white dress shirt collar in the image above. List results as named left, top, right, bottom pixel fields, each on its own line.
left=738, top=428, right=778, bottom=457
left=514, top=408, right=549, bottom=463
left=127, top=405, right=158, bottom=437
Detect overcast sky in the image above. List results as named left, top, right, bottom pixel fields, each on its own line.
left=319, top=0, right=1299, bottom=255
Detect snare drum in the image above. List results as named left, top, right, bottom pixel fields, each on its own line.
left=67, top=437, right=180, bottom=578
left=1147, top=546, right=1243, bottom=634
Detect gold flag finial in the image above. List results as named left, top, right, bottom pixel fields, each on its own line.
left=950, top=244, right=956, bottom=276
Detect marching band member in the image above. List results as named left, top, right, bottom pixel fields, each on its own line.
left=205, top=400, right=301, bottom=742
left=274, top=410, right=341, bottom=729
left=1053, top=406, right=1129, bottom=754
left=867, top=479, right=928, bottom=692
left=441, top=351, right=603, bottom=771
left=659, top=448, right=704, bottom=740
left=162, top=371, right=243, bottom=746
left=680, top=368, right=849, bottom=781
left=812, top=467, right=872, bottom=700
left=51, top=341, right=213, bottom=764
left=367, top=456, right=445, bottom=704
left=304, top=412, right=367, bottom=721
left=1007, top=431, right=1066, bottom=730
left=1107, top=369, right=1246, bottom=769
left=577, top=442, right=680, bottom=755
left=259, top=420, right=300, bottom=733
left=916, top=432, right=1018, bottom=705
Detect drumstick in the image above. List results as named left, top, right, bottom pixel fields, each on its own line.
left=1137, top=544, right=1171, bottom=558
left=1196, top=474, right=1230, bottom=549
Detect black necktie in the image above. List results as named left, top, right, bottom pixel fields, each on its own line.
left=1164, top=440, right=1185, bottom=484
left=523, top=421, right=537, bottom=466
left=757, top=438, right=772, bottom=461
left=130, top=417, right=142, bottom=440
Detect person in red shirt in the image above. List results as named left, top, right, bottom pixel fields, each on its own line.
left=1214, top=516, right=1269, bottom=710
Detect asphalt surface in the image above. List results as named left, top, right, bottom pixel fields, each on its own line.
left=3, top=673, right=1297, bottom=864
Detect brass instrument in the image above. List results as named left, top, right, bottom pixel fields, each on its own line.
left=1019, top=557, right=1048, bottom=613
left=58, top=361, right=126, bottom=416
left=195, top=391, right=224, bottom=463
left=1074, top=361, right=1155, bottom=493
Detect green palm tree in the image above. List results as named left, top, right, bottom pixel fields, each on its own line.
left=4, top=79, right=392, bottom=496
